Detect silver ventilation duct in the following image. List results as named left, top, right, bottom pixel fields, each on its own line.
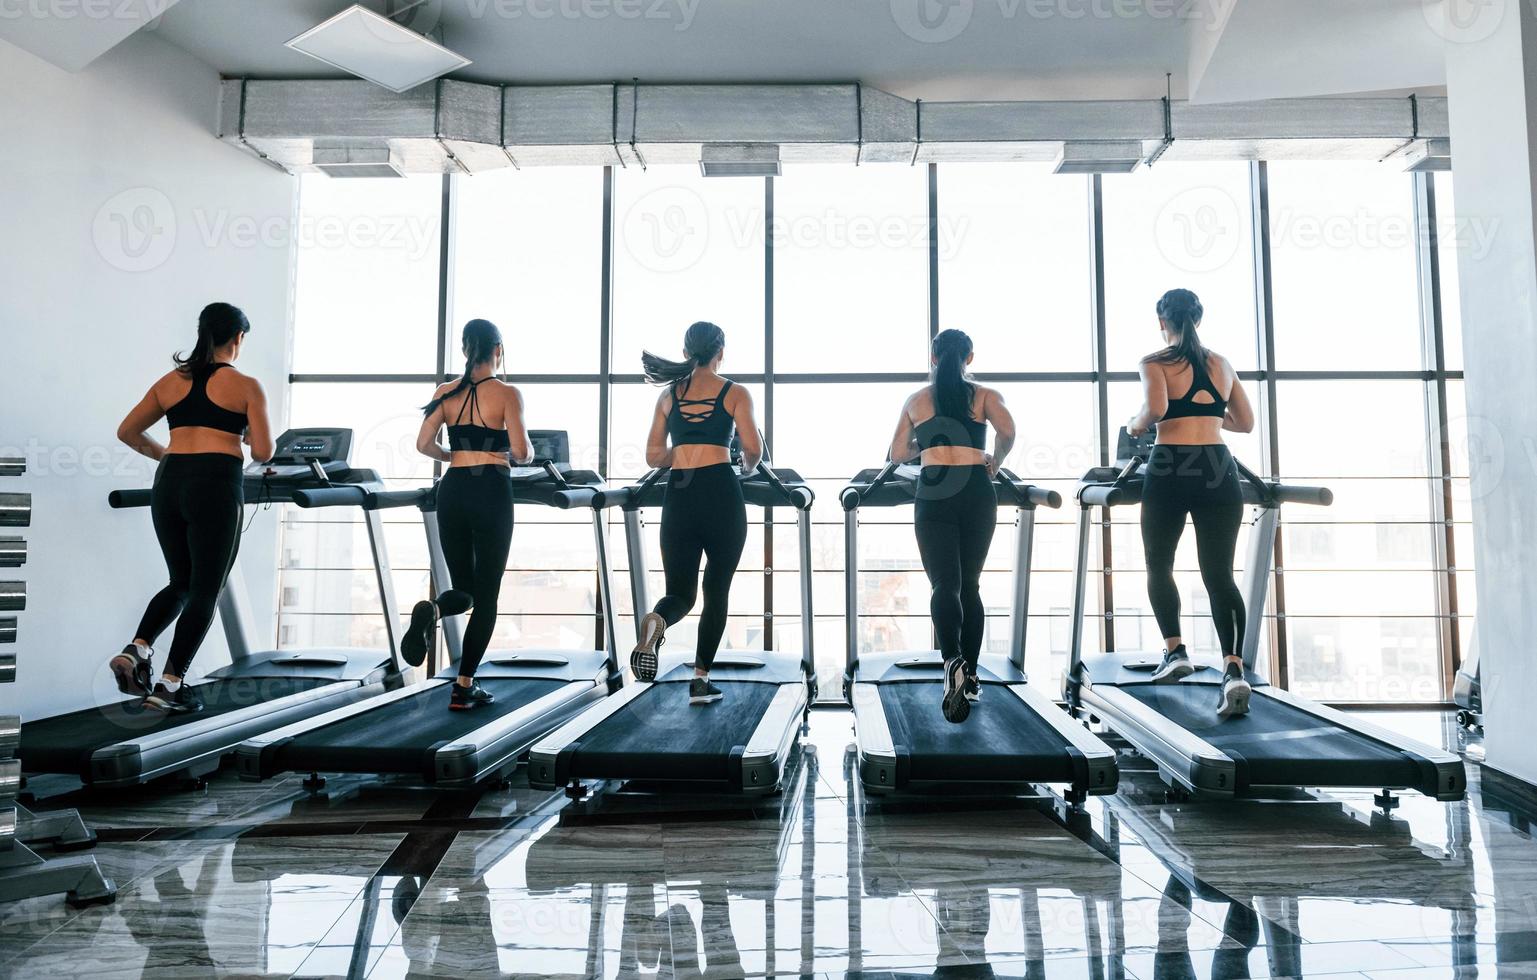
left=700, top=143, right=782, bottom=177
left=216, top=79, right=1450, bottom=175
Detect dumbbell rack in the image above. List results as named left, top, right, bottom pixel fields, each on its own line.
left=0, top=457, right=116, bottom=907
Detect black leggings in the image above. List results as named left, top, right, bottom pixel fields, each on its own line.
left=1140, top=443, right=1245, bottom=656
left=914, top=464, right=998, bottom=670
left=435, top=466, right=514, bottom=679
left=135, top=453, right=245, bottom=678
left=656, top=463, right=747, bottom=671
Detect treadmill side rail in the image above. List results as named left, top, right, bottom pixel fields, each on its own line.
left=87, top=678, right=385, bottom=787
left=737, top=682, right=810, bottom=795
left=1008, top=684, right=1119, bottom=796
left=234, top=680, right=453, bottom=781
left=1079, top=683, right=1238, bottom=798
left=848, top=679, right=901, bottom=793
left=433, top=678, right=607, bottom=788
left=1257, top=687, right=1467, bottom=800
left=526, top=681, right=652, bottom=790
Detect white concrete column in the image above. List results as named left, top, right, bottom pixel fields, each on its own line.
left=1441, top=0, right=1537, bottom=785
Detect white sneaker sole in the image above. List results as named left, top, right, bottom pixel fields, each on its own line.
left=1152, top=660, right=1195, bottom=683
left=631, top=614, right=665, bottom=681
left=1218, top=680, right=1252, bottom=719
left=689, top=692, right=723, bottom=705
left=942, top=660, right=972, bottom=724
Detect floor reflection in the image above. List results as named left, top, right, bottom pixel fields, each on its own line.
left=5, top=711, right=1537, bottom=980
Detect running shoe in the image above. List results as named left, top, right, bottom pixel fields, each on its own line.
left=1151, top=644, right=1195, bottom=683
left=631, top=612, right=666, bottom=681
left=1217, top=662, right=1252, bottom=719
left=401, top=600, right=436, bottom=668
left=109, top=644, right=154, bottom=696
left=942, top=657, right=971, bottom=724
left=450, top=680, right=495, bottom=711
left=143, top=682, right=203, bottom=715
left=689, top=677, right=723, bottom=705
left=964, top=665, right=982, bottom=703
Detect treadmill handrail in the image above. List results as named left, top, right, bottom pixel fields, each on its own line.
left=292, top=485, right=422, bottom=511
left=597, top=463, right=813, bottom=511
left=845, top=462, right=1059, bottom=511
left=107, top=489, right=152, bottom=509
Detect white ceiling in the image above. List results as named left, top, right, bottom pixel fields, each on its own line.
left=143, top=0, right=1196, bottom=101
left=13, top=0, right=1456, bottom=104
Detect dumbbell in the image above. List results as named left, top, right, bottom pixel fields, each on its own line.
left=0, top=618, right=15, bottom=644
left=0, top=493, right=28, bottom=528
left=0, top=583, right=22, bottom=613
left=0, top=458, right=21, bottom=478
left=0, top=537, right=23, bottom=569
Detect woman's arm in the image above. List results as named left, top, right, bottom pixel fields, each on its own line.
left=729, top=388, right=764, bottom=473
left=504, top=384, right=533, bottom=464
left=644, top=391, right=674, bottom=470
left=889, top=395, right=919, bottom=464
left=243, top=379, right=275, bottom=463
left=117, top=384, right=168, bottom=462
left=1223, top=363, right=1256, bottom=433
left=1127, top=361, right=1167, bottom=437
left=416, top=387, right=452, bottom=464
left=984, top=388, right=1016, bottom=478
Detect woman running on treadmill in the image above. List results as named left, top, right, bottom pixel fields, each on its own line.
left=630, top=321, right=763, bottom=706
left=1126, top=288, right=1256, bottom=718
left=110, top=302, right=275, bottom=713
left=888, top=329, right=1016, bottom=724
left=403, top=318, right=534, bottom=711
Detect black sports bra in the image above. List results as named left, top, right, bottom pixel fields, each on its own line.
left=914, top=413, right=988, bottom=452
left=1159, top=355, right=1228, bottom=421
left=165, top=363, right=247, bottom=435
left=446, top=379, right=512, bottom=454
left=667, top=379, right=736, bottom=448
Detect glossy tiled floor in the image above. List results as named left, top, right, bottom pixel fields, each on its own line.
left=3, top=710, right=1532, bottom=979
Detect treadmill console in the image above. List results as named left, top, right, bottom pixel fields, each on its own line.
left=256, top=428, right=355, bottom=482
left=1116, top=426, right=1155, bottom=464
left=528, top=430, right=571, bottom=473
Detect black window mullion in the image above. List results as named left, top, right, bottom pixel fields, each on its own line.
left=1414, top=170, right=1461, bottom=695
left=764, top=174, right=776, bottom=653
left=1087, top=173, right=1115, bottom=652
left=1250, top=160, right=1290, bottom=688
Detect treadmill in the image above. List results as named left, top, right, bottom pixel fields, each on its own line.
left=236, top=431, right=624, bottom=789
left=18, top=429, right=410, bottom=787
left=1064, top=428, right=1467, bottom=804
left=841, top=461, right=1119, bottom=801
left=528, top=458, right=816, bottom=796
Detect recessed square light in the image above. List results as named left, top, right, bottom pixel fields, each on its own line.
left=285, top=4, right=471, bottom=94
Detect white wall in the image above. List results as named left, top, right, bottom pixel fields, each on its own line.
left=1442, top=0, right=1537, bottom=786
left=0, top=31, right=297, bottom=721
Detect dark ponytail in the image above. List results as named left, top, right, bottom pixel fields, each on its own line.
left=423, top=318, right=503, bottom=416
left=1147, top=288, right=1207, bottom=370
left=931, top=328, right=977, bottom=422
left=173, top=302, right=250, bottom=374
left=641, top=321, right=726, bottom=394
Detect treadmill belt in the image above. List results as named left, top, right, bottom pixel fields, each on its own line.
left=19, top=677, right=335, bottom=776
left=564, top=680, right=781, bottom=782
left=1122, top=684, right=1426, bottom=788
left=878, top=682, right=1080, bottom=783
left=268, top=678, right=568, bottom=774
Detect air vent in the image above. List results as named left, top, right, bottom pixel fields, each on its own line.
left=700, top=143, right=782, bottom=177
left=1053, top=140, right=1144, bottom=175
left=312, top=145, right=404, bottom=178
left=1396, top=137, right=1452, bottom=172
left=285, top=4, right=471, bottom=94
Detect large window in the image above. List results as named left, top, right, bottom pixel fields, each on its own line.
left=282, top=162, right=1469, bottom=705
